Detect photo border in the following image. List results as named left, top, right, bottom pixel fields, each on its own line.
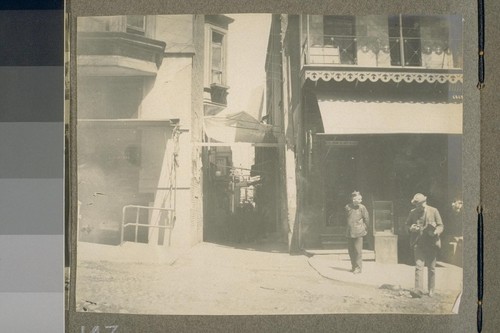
left=66, top=0, right=479, bottom=331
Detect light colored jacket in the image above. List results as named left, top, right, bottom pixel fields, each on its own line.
left=345, top=203, right=369, bottom=238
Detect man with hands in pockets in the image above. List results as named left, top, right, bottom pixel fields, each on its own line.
left=345, top=191, right=369, bottom=274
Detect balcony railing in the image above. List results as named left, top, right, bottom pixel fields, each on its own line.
left=302, top=34, right=462, bottom=70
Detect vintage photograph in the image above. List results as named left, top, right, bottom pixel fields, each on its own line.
left=74, top=13, right=464, bottom=315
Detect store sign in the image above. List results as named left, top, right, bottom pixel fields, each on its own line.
left=325, top=140, right=358, bottom=146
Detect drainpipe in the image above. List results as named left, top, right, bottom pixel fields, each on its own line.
left=399, top=14, right=405, bottom=67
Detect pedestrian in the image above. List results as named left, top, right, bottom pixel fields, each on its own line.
left=345, top=191, right=369, bottom=274
left=406, top=193, right=444, bottom=297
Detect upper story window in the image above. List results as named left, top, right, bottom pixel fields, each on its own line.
left=302, top=15, right=462, bottom=69
left=210, top=29, right=226, bottom=85
left=126, top=15, right=146, bottom=36
left=307, top=15, right=356, bottom=65
left=204, top=16, right=233, bottom=106
left=388, top=15, right=459, bottom=68
left=323, top=16, right=356, bottom=65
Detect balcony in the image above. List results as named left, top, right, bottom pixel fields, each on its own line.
left=304, top=33, right=461, bottom=68
left=301, top=33, right=463, bottom=85
left=77, top=32, right=166, bottom=76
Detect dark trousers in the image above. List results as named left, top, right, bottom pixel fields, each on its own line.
left=414, top=244, right=437, bottom=292
left=347, top=237, right=363, bottom=270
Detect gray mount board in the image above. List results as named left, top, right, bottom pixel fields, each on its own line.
left=65, top=0, right=489, bottom=332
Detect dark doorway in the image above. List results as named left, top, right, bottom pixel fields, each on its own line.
left=323, top=143, right=359, bottom=247
left=325, top=144, right=359, bottom=227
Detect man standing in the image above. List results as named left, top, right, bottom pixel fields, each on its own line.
left=406, top=193, right=444, bottom=297
left=345, top=191, right=369, bottom=274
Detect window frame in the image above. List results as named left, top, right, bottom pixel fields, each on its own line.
left=207, top=25, right=228, bottom=86
left=126, top=15, right=147, bottom=36
left=302, top=14, right=459, bottom=69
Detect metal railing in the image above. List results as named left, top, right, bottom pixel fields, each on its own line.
left=304, top=33, right=462, bottom=69
left=120, top=205, right=176, bottom=246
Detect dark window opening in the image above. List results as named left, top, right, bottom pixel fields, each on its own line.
left=323, top=16, right=356, bottom=65
left=126, top=15, right=146, bottom=36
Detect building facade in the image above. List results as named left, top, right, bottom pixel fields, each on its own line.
left=265, top=14, right=463, bottom=263
left=76, top=14, right=232, bottom=249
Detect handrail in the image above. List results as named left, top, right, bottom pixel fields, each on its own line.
left=119, top=125, right=180, bottom=247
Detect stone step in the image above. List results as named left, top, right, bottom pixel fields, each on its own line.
left=304, top=248, right=376, bottom=260
left=320, top=240, right=347, bottom=250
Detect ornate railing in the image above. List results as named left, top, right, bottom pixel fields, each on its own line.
left=304, top=34, right=462, bottom=70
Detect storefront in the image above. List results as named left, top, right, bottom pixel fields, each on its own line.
left=300, top=82, right=463, bottom=263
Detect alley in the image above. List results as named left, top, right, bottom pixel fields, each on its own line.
left=76, top=241, right=458, bottom=315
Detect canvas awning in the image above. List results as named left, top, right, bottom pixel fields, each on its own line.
left=316, top=94, right=463, bottom=134
left=203, top=110, right=272, bottom=143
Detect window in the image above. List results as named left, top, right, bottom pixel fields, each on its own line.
left=126, top=15, right=146, bottom=36
left=388, top=15, right=454, bottom=68
left=388, top=16, right=422, bottom=66
left=304, top=15, right=460, bottom=68
left=323, top=16, right=356, bottom=65
left=215, top=157, right=228, bottom=176
left=210, top=30, right=225, bottom=85
left=307, top=15, right=356, bottom=65
left=205, top=24, right=229, bottom=104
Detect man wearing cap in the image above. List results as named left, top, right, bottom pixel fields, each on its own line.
left=406, top=193, right=444, bottom=297
left=345, top=191, right=369, bottom=274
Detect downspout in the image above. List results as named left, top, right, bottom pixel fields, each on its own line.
left=169, top=122, right=181, bottom=246
left=173, top=124, right=179, bottom=243
left=399, top=14, right=405, bottom=67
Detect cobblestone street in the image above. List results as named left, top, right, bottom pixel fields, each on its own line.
left=76, top=241, right=460, bottom=315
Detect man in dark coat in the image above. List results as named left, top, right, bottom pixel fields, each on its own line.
left=345, top=191, right=369, bottom=274
left=406, top=193, right=444, bottom=297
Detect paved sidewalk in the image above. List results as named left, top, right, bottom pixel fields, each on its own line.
left=307, top=252, right=462, bottom=293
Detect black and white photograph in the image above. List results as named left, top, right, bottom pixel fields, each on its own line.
left=74, top=13, right=464, bottom=315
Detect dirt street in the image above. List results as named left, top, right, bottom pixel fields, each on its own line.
left=76, top=241, right=457, bottom=315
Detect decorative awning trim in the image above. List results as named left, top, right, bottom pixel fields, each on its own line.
left=305, top=70, right=463, bottom=84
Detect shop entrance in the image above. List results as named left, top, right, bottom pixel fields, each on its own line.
left=316, top=134, right=455, bottom=258
left=322, top=141, right=359, bottom=248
